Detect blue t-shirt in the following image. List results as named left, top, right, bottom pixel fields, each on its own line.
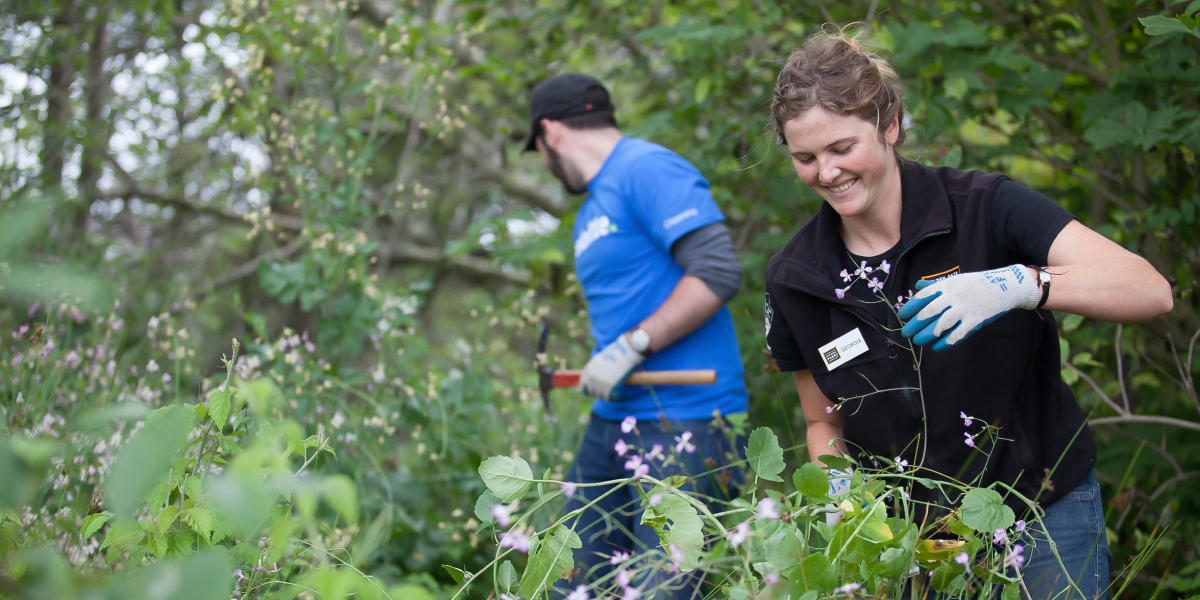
left=574, top=137, right=749, bottom=421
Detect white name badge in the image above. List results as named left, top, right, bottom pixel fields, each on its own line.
left=818, top=327, right=869, bottom=371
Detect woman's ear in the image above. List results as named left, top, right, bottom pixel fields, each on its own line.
left=885, top=114, right=900, bottom=146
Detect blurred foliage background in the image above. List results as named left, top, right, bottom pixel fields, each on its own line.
left=0, top=0, right=1197, bottom=597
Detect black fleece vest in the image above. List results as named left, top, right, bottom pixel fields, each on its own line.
left=766, top=163, right=1096, bottom=514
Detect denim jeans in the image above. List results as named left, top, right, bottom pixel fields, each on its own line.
left=551, top=414, right=746, bottom=600
left=1018, top=469, right=1112, bottom=599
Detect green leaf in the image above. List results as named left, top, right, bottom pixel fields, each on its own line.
left=785, top=552, right=836, bottom=593
left=959, top=487, right=1015, bottom=533
left=1061, top=367, right=1079, bottom=385
left=182, top=505, right=216, bottom=542
left=793, top=463, right=828, bottom=498
left=497, top=560, right=518, bottom=593
left=474, top=490, right=499, bottom=526
left=442, top=564, right=468, bottom=585
left=763, top=528, right=804, bottom=572
left=815, top=454, right=853, bottom=470
left=1124, top=102, right=1148, bottom=132
left=117, top=547, right=235, bottom=600
left=101, top=519, right=141, bottom=552
left=931, top=559, right=968, bottom=594
left=323, top=474, right=359, bottom=524
left=478, top=456, right=534, bottom=502
left=1061, top=313, right=1085, bottom=333
left=518, top=525, right=582, bottom=599
left=940, top=145, right=963, bottom=168
left=104, top=404, right=195, bottom=517
left=1083, top=118, right=1128, bottom=150
left=81, top=512, right=112, bottom=539
left=695, top=77, right=712, bottom=103
left=1140, top=14, right=1193, bottom=36
left=746, top=427, right=785, bottom=483
left=207, top=470, right=276, bottom=539
left=641, top=492, right=703, bottom=571
left=157, top=505, right=180, bottom=535
left=208, top=390, right=232, bottom=427
left=1071, top=352, right=1103, bottom=368
left=944, top=77, right=968, bottom=100
left=389, top=584, right=436, bottom=600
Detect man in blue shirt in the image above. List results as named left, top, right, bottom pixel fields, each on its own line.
left=522, top=73, right=749, bottom=598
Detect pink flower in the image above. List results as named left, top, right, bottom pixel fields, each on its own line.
left=561, top=482, right=577, bottom=498
left=954, top=552, right=969, bottom=565
left=964, top=432, right=976, bottom=448
left=1014, top=519, right=1026, bottom=532
left=893, top=456, right=908, bottom=473
left=993, top=528, right=1008, bottom=546
left=621, top=416, right=637, bottom=433
left=674, top=431, right=695, bottom=454
left=835, top=288, right=846, bottom=299
left=567, top=585, right=590, bottom=600
left=834, top=582, right=862, bottom=596
left=645, top=444, right=665, bottom=461
left=726, top=521, right=750, bottom=548
left=624, top=455, right=649, bottom=478
left=854, top=261, right=872, bottom=278
left=960, top=411, right=973, bottom=426
left=840, top=269, right=853, bottom=283
left=1004, top=544, right=1026, bottom=569
left=668, top=544, right=684, bottom=571
left=756, top=497, right=781, bottom=520
left=499, top=529, right=530, bottom=553
left=610, top=550, right=630, bottom=565
left=880, top=260, right=891, bottom=274
left=825, top=405, right=835, bottom=414
left=868, top=277, right=883, bottom=293
left=492, top=504, right=511, bottom=527
left=614, top=438, right=629, bottom=457
left=617, top=569, right=632, bottom=587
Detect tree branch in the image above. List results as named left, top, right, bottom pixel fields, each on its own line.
left=1088, top=414, right=1200, bottom=432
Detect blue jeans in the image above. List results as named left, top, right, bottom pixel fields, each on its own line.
left=1018, top=470, right=1112, bottom=599
left=551, top=414, right=746, bottom=600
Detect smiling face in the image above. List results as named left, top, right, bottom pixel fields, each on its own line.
left=782, top=105, right=901, bottom=222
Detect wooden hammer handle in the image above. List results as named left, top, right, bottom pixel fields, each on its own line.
left=551, top=369, right=716, bottom=387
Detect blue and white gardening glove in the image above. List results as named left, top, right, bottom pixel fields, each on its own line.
left=898, top=264, right=1040, bottom=351
left=825, top=468, right=853, bottom=527
left=579, top=334, right=646, bottom=400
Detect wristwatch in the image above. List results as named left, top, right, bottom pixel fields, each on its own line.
left=628, top=327, right=653, bottom=356
left=1034, top=267, right=1052, bottom=309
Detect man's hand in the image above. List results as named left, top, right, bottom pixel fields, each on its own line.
left=898, top=264, right=1040, bottom=351
left=579, top=334, right=646, bottom=400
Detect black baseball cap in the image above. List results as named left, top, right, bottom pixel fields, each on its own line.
left=522, top=73, right=614, bottom=152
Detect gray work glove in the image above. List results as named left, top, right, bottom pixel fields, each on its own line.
left=899, top=264, right=1040, bottom=351
left=579, top=334, right=645, bottom=400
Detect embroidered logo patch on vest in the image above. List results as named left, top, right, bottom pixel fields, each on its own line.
left=920, top=265, right=961, bottom=282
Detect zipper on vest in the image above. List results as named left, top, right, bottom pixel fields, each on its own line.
left=882, top=227, right=952, bottom=424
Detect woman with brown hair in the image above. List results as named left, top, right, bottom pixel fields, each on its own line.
left=763, top=28, right=1172, bottom=598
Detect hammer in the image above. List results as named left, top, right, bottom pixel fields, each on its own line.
left=536, top=322, right=716, bottom=413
